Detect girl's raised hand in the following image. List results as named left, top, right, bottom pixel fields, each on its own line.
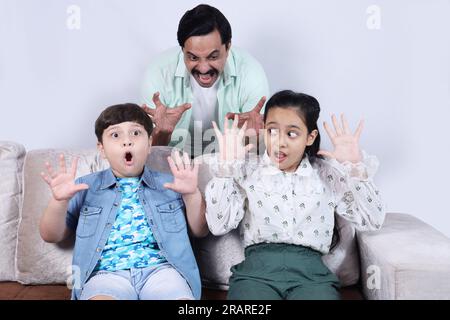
left=318, top=114, right=364, bottom=164
left=212, top=115, right=254, bottom=162
left=164, top=151, right=199, bottom=195
left=40, top=154, right=89, bottom=201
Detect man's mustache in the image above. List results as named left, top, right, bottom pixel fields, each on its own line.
left=192, top=68, right=218, bottom=76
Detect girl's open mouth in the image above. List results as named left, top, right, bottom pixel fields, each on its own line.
left=274, top=151, right=287, bottom=163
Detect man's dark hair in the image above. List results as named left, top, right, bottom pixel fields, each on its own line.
left=95, top=103, right=153, bottom=143
left=177, top=4, right=232, bottom=48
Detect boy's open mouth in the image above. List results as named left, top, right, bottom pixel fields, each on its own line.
left=124, top=152, right=133, bottom=164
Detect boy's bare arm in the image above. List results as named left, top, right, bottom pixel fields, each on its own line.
left=182, top=188, right=208, bottom=238
left=39, top=154, right=88, bottom=243
left=40, top=198, right=73, bottom=243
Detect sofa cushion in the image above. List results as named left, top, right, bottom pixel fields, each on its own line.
left=16, top=148, right=109, bottom=284
left=193, top=153, right=360, bottom=289
left=322, top=214, right=360, bottom=286
left=358, top=212, right=450, bottom=299
left=0, top=141, right=26, bottom=281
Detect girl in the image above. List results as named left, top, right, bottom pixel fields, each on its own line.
left=205, top=90, right=385, bottom=300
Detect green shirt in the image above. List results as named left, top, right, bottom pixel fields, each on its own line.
left=140, top=46, right=270, bottom=149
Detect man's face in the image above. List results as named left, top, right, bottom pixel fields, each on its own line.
left=183, top=29, right=230, bottom=88
left=97, top=121, right=152, bottom=178
left=264, top=107, right=318, bottom=172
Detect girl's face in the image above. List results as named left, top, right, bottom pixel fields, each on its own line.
left=264, top=107, right=318, bottom=172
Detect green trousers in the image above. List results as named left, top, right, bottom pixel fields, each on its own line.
left=227, top=243, right=341, bottom=300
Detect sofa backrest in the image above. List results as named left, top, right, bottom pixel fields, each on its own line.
left=16, top=148, right=110, bottom=284
left=0, top=141, right=25, bottom=281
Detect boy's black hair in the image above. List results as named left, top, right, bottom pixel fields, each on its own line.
left=177, top=4, right=232, bottom=48
left=263, top=90, right=340, bottom=250
left=95, top=103, right=153, bottom=143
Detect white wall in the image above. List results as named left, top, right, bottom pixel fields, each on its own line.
left=1, top=0, right=449, bottom=236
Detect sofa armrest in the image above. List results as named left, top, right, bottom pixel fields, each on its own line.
left=357, top=212, right=450, bottom=300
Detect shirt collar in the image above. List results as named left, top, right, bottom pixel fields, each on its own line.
left=261, top=151, right=314, bottom=177
left=99, top=166, right=156, bottom=190
left=175, top=48, right=237, bottom=88
left=141, top=166, right=157, bottom=189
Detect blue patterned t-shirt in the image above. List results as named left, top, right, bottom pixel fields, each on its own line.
left=95, top=177, right=166, bottom=271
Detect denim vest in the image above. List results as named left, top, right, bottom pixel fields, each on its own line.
left=66, top=166, right=201, bottom=300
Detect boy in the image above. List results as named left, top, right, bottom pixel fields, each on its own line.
left=39, top=103, right=208, bottom=300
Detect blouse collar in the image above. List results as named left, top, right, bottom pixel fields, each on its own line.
left=261, top=151, right=314, bottom=177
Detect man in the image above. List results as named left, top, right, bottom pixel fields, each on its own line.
left=141, top=4, right=269, bottom=157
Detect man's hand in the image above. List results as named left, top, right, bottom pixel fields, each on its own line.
left=142, top=92, right=191, bottom=134
left=225, top=96, right=266, bottom=137
left=40, top=154, right=89, bottom=201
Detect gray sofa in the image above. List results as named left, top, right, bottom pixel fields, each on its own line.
left=1, top=140, right=449, bottom=300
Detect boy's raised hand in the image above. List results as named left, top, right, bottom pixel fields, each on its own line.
left=40, top=154, right=89, bottom=201
left=212, top=115, right=254, bottom=162
left=318, top=114, right=364, bottom=164
left=164, top=151, right=199, bottom=195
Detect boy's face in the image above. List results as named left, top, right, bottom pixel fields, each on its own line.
left=264, top=107, right=318, bottom=172
left=97, top=121, right=152, bottom=178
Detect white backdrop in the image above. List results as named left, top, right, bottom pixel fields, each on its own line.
left=1, top=0, right=449, bottom=236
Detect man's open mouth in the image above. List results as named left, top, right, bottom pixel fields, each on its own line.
left=193, top=69, right=218, bottom=86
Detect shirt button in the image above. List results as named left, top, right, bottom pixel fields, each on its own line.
left=113, top=202, right=119, bottom=206
left=96, top=248, right=101, bottom=253
left=169, top=204, right=174, bottom=210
